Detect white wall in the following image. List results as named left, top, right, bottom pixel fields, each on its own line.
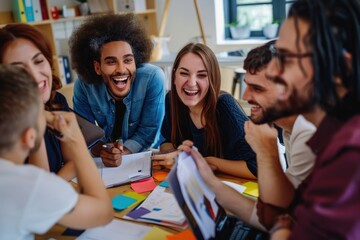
left=156, top=0, right=219, bottom=53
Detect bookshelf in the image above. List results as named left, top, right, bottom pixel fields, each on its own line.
left=0, top=0, right=158, bottom=83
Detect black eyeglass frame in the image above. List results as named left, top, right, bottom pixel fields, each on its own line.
left=269, top=44, right=313, bottom=74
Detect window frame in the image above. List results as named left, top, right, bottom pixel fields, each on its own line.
left=225, top=0, right=295, bottom=38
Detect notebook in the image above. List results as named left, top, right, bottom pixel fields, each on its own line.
left=71, top=109, right=105, bottom=149
left=168, top=152, right=239, bottom=240
left=72, top=151, right=153, bottom=188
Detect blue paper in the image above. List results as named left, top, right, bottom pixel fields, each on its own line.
left=112, top=195, right=137, bottom=211
left=159, top=180, right=169, bottom=188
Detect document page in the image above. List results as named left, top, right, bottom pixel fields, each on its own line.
left=73, top=151, right=152, bottom=188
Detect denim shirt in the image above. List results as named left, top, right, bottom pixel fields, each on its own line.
left=73, top=63, right=165, bottom=153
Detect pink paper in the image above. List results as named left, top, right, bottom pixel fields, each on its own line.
left=131, top=178, right=157, bottom=193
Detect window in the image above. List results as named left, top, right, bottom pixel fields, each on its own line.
left=224, top=0, right=295, bottom=38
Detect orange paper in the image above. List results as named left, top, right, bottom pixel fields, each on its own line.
left=153, top=170, right=169, bottom=182
left=166, top=229, right=196, bottom=240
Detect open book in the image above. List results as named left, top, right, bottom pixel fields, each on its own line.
left=73, top=151, right=152, bottom=188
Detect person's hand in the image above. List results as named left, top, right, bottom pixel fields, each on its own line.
left=151, top=150, right=178, bottom=169
left=100, top=141, right=123, bottom=167
left=244, top=120, right=278, bottom=156
left=45, top=111, right=84, bottom=144
left=178, top=140, right=221, bottom=191
left=204, top=157, right=219, bottom=171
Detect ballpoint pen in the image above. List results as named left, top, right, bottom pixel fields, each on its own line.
left=102, top=138, right=123, bottom=150
left=102, top=144, right=113, bottom=149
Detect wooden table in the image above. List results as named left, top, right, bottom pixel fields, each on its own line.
left=35, top=168, right=251, bottom=240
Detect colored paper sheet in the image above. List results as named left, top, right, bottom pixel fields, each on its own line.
left=242, top=181, right=259, bottom=198
left=167, top=229, right=196, bottom=240
left=153, top=170, right=169, bottom=182
left=159, top=180, right=169, bottom=188
left=131, top=178, right=157, bottom=193
left=112, top=194, right=137, bottom=211
left=127, top=207, right=151, bottom=219
left=122, top=191, right=146, bottom=207
left=143, top=226, right=172, bottom=240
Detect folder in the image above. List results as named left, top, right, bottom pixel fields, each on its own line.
left=23, top=0, right=34, bottom=22
left=12, top=0, right=27, bottom=23
left=57, top=56, right=66, bottom=86
left=61, top=55, right=72, bottom=84
left=168, top=152, right=241, bottom=239
left=32, top=0, right=42, bottom=21
left=39, top=0, right=49, bottom=20
left=70, top=109, right=105, bottom=149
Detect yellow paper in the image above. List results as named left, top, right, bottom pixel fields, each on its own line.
left=123, top=191, right=146, bottom=207
left=242, top=181, right=259, bottom=198
left=143, top=226, right=172, bottom=240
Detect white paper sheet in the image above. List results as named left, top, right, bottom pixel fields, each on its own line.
left=76, top=219, right=151, bottom=240
left=73, top=151, right=152, bottom=188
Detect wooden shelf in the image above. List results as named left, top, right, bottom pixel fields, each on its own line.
left=1, top=0, right=158, bottom=83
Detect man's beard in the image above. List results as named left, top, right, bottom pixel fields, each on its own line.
left=252, top=84, right=315, bottom=125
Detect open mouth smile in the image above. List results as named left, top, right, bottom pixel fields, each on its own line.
left=183, top=88, right=199, bottom=96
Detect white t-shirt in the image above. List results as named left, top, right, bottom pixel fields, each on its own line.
left=249, top=115, right=316, bottom=231
left=0, top=159, right=78, bottom=240
left=282, top=114, right=316, bottom=187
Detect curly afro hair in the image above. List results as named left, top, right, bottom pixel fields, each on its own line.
left=69, top=13, right=153, bottom=84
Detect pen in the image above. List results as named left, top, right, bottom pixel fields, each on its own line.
left=102, top=138, right=123, bottom=150
left=48, top=128, right=64, bottom=139
left=102, top=144, right=113, bottom=149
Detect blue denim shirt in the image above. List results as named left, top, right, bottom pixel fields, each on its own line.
left=73, top=63, right=165, bottom=153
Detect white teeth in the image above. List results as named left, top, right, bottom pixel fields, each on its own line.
left=250, top=104, right=260, bottom=109
left=113, top=76, right=127, bottom=81
left=38, top=81, right=45, bottom=89
left=184, top=89, right=199, bottom=94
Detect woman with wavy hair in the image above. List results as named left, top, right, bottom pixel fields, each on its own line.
left=153, top=42, right=257, bottom=179
left=0, top=23, right=74, bottom=180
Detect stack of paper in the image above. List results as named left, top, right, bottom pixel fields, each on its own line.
left=124, top=185, right=188, bottom=230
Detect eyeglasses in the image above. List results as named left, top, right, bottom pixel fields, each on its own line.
left=269, top=44, right=312, bottom=74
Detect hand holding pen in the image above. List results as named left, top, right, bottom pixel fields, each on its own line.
left=100, top=138, right=124, bottom=167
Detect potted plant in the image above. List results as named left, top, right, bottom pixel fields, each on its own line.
left=263, top=19, right=280, bottom=39
left=77, top=0, right=89, bottom=16
left=226, top=15, right=251, bottom=39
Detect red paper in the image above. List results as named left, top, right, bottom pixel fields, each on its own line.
left=131, top=178, right=157, bottom=193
